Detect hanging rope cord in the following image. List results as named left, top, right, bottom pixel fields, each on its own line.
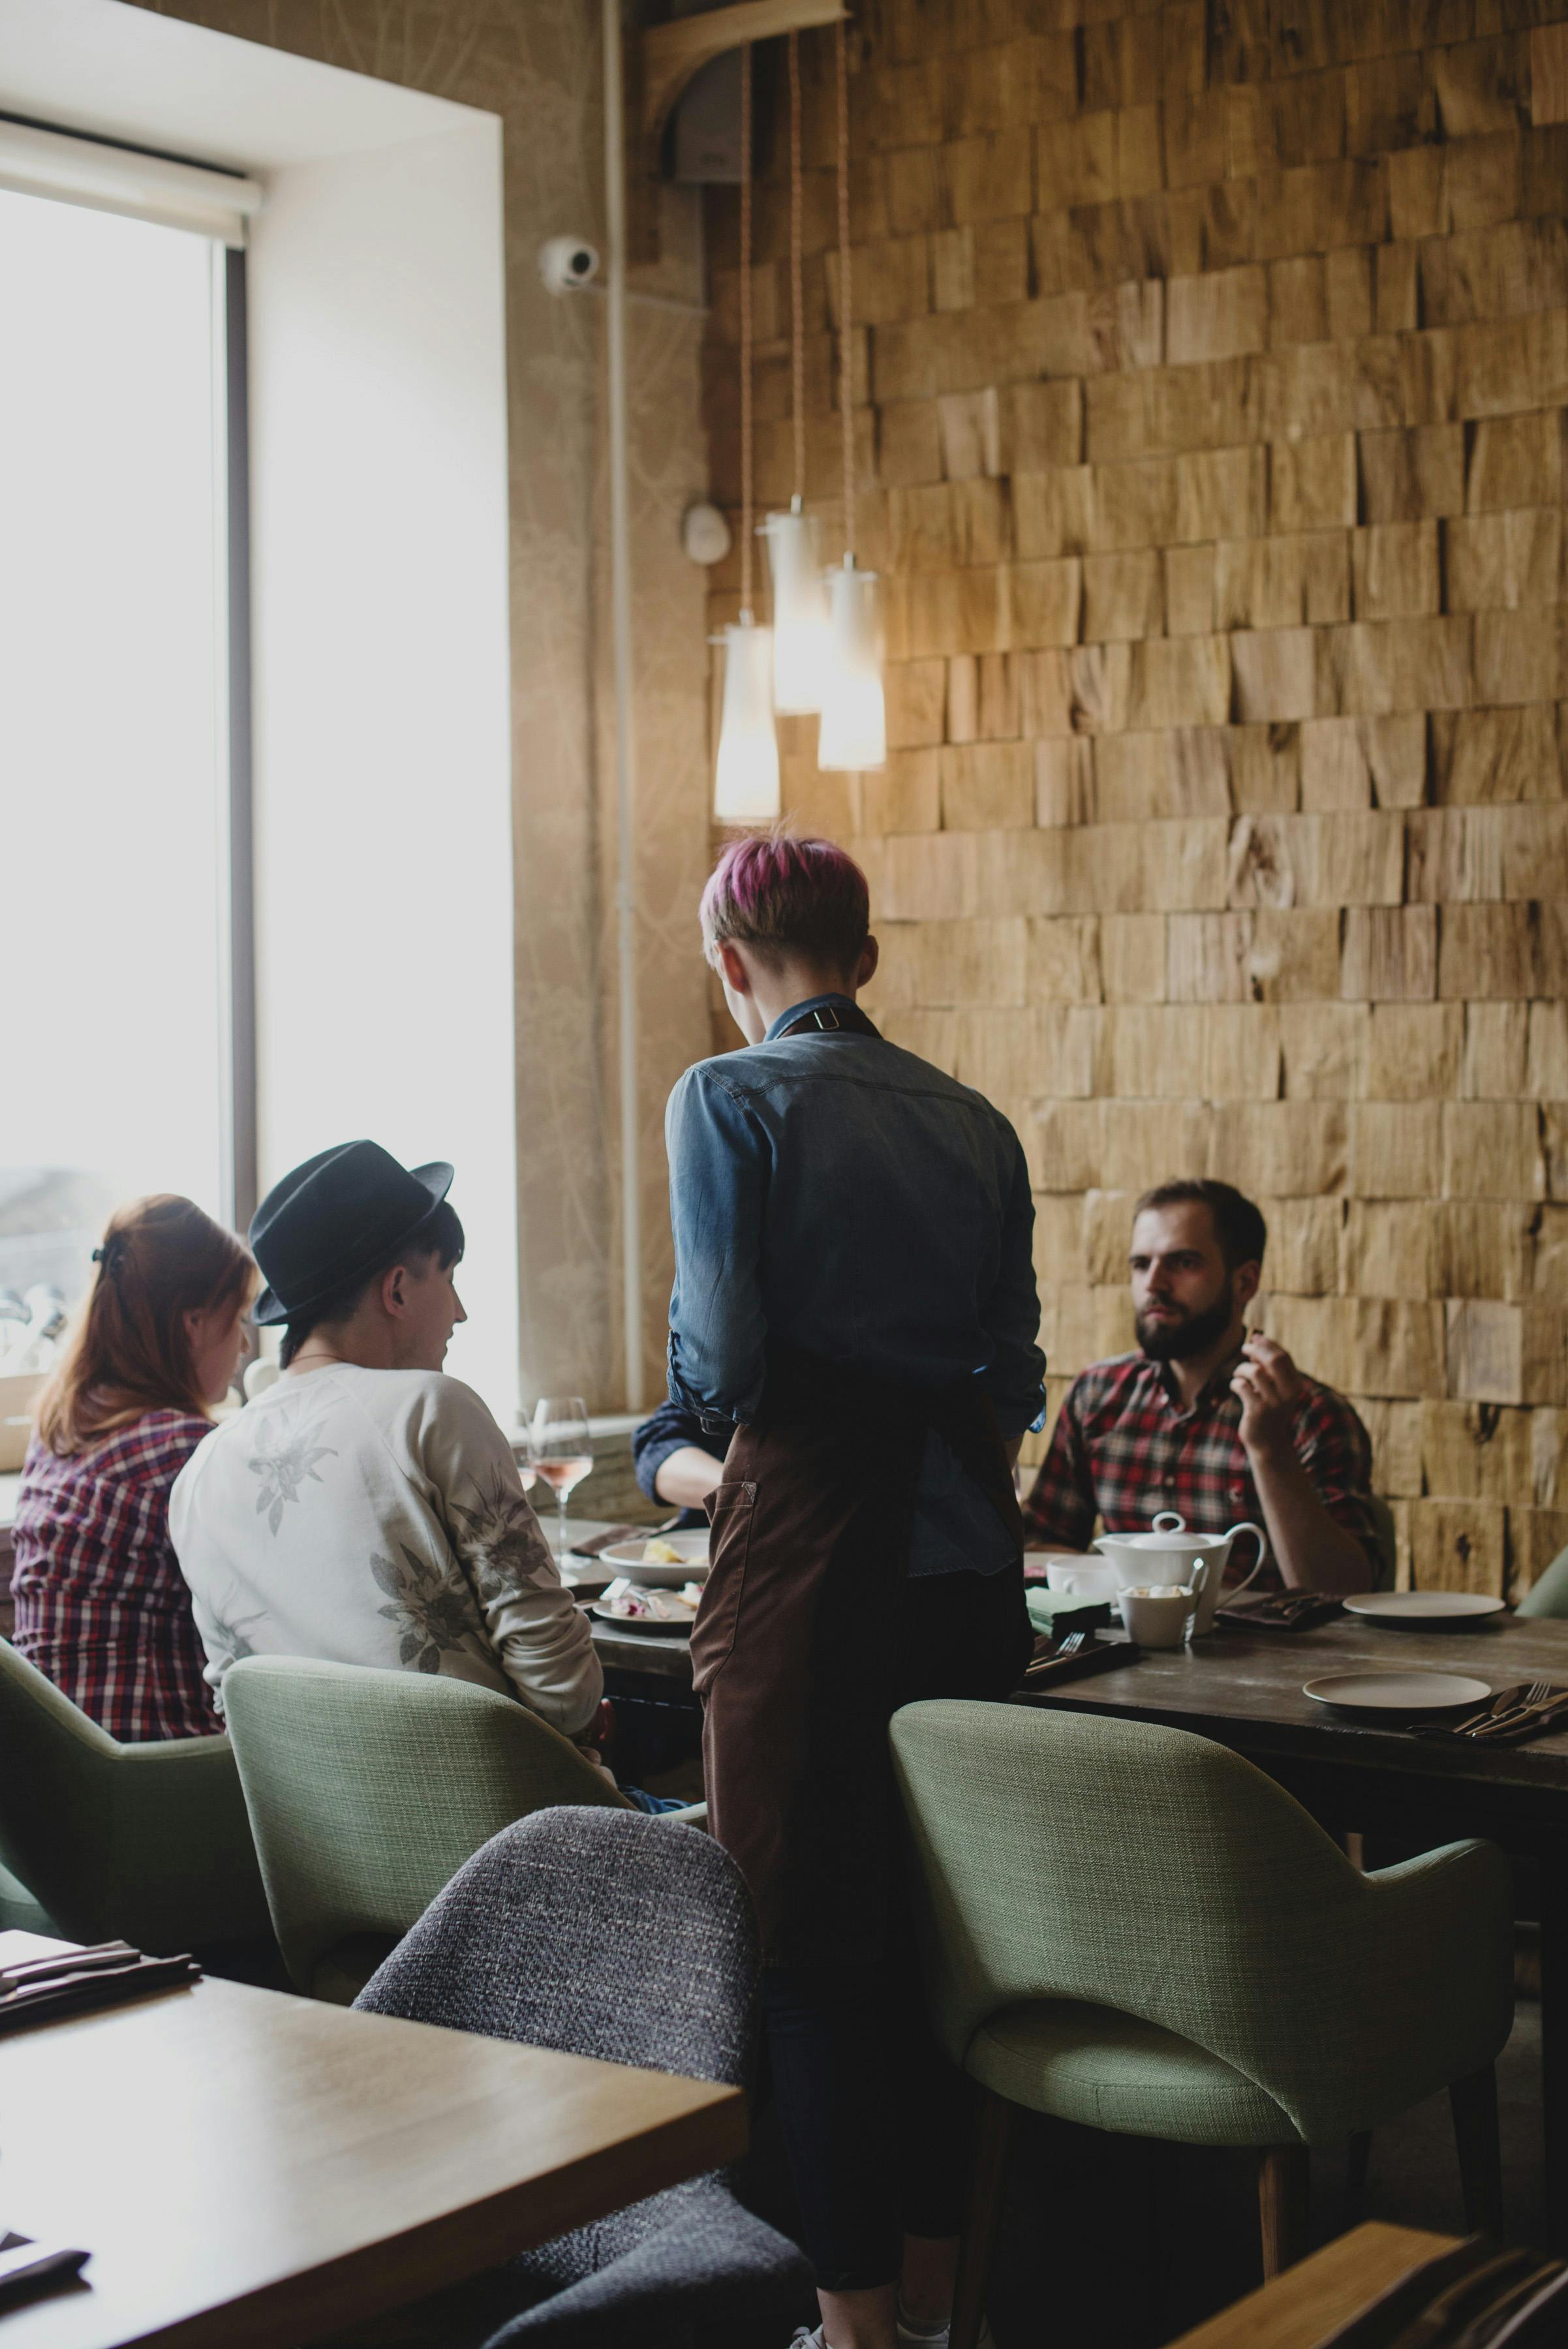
left=835, top=14, right=854, bottom=560
left=789, top=31, right=807, bottom=506
left=739, top=40, right=754, bottom=619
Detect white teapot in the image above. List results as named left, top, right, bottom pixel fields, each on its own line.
left=1092, top=1511, right=1268, bottom=1636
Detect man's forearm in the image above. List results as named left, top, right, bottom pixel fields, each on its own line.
left=654, top=1445, right=726, bottom=1510
left=1245, top=1445, right=1372, bottom=1595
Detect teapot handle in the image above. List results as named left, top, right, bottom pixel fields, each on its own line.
left=1152, top=1511, right=1186, bottom=1534
left=1225, top=1522, right=1269, bottom=1595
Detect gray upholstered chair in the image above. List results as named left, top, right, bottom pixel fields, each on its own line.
left=354, top=1807, right=812, bottom=2346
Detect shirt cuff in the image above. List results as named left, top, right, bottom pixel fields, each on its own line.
left=634, top=1436, right=685, bottom=1502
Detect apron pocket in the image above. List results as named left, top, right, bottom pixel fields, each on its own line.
left=692, top=1481, right=756, bottom=1695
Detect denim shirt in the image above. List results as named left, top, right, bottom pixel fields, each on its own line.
left=665, top=993, right=1046, bottom=1575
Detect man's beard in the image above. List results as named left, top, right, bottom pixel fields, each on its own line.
left=1136, top=1284, right=1236, bottom=1363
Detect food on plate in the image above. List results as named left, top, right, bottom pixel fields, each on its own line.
left=599, top=1576, right=703, bottom=1623
left=641, top=1537, right=684, bottom=1566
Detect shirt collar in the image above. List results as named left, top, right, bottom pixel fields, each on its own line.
left=764, top=991, right=860, bottom=1044
left=1149, top=1343, right=1246, bottom=1417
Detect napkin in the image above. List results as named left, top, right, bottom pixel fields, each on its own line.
left=0, top=2233, right=91, bottom=2310
left=0, top=1946, right=200, bottom=2036
left=568, top=1525, right=654, bottom=1561
left=1312, top=2235, right=1564, bottom=2347
left=1214, top=1590, right=1343, bottom=1632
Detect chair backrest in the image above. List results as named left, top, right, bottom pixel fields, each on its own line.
left=357, top=1807, right=756, bottom=2083
left=0, top=1638, right=267, bottom=1950
left=223, top=1655, right=629, bottom=1996
left=891, top=1699, right=1428, bottom=2143
left=1516, top=1544, right=1568, bottom=1618
left=355, top=1808, right=758, bottom=2286
left=1367, top=1494, right=1398, bottom=1590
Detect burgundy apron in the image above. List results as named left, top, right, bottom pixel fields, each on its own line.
left=690, top=1342, right=1030, bottom=1971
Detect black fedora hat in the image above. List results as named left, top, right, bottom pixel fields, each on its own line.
left=249, top=1141, right=454, bottom=1328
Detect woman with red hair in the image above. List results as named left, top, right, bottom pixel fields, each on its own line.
left=668, top=832, right=1044, bottom=2349
left=10, top=1195, right=256, bottom=1739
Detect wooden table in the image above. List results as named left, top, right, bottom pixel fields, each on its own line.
left=0, top=1930, right=744, bottom=2349
left=1024, top=1611, right=1568, bottom=2243
left=1169, top=2220, right=1456, bottom=2346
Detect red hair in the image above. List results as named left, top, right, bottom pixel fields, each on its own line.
left=35, top=1195, right=257, bottom=1457
left=699, top=833, right=870, bottom=974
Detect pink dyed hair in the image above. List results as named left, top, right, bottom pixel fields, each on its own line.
left=699, top=833, right=870, bottom=974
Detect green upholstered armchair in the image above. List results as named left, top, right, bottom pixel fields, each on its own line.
left=222, top=1655, right=701, bottom=2003
left=1515, top=1546, right=1568, bottom=1618
left=0, top=1638, right=269, bottom=1952
left=891, top=1700, right=1514, bottom=2349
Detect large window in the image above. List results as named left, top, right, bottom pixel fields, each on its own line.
left=0, top=183, right=240, bottom=1325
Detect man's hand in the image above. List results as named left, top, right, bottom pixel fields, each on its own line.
left=1231, top=1332, right=1303, bottom=1464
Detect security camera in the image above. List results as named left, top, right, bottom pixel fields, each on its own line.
left=539, top=236, right=601, bottom=294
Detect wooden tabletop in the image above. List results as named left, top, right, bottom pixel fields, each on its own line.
left=0, top=1931, right=744, bottom=2349
left=1026, top=1612, right=1568, bottom=1789
left=1169, top=2221, right=1456, bottom=2346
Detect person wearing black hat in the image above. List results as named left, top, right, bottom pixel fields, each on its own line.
left=168, top=1142, right=603, bottom=1744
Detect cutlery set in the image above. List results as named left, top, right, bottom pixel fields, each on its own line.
left=1417, top=1683, right=1568, bottom=1745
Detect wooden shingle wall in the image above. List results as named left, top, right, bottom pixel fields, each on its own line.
left=702, top=0, right=1568, bottom=1594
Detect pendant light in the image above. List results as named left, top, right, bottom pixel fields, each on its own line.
left=761, top=31, right=831, bottom=716
left=818, top=16, right=885, bottom=774
left=713, top=40, right=779, bottom=823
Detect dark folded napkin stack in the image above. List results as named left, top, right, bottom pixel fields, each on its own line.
left=0, top=1939, right=200, bottom=2036
left=1215, top=1590, right=1344, bottom=1632
left=1315, top=2235, right=1566, bottom=2348
left=568, top=1525, right=656, bottom=1561
left=0, top=2232, right=90, bottom=2311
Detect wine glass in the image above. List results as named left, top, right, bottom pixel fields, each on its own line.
left=530, top=1396, right=593, bottom=1561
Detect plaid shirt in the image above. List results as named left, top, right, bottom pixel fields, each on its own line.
left=1022, top=1349, right=1380, bottom=1589
left=10, top=1413, right=221, bottom=1741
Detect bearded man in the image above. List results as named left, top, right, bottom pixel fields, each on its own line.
left=1023, top=1178, right=1381, bottom=1596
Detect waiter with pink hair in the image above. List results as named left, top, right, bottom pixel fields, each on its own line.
left=666, top=833, right=1044, bottom=2349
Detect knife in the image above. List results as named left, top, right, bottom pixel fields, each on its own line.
left=1471, top=1692, right=1568, bottom=1742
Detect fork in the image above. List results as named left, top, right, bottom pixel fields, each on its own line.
left=1469, top=1683, right=1566, bottom=1740
left=1458, top=1681, right=1554, bottom=1739
left=1025, top=1631, right=1086, bottom=1677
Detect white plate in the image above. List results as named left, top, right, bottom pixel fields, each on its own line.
left=1303, top=1670, right=1492, bottom=1715
left=1342, top=1591, right=1507, bottom=1623
left=589, top=1601, right=696, bottom=1638
left=597, top=1534, right=709, bottom=1584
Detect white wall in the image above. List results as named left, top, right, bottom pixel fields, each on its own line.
left=249, top=125, right=517, bottom=1419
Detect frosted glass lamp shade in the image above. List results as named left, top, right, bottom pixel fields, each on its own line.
left=817, top=562, right=886, bottom=772
left=761, top=508, right=831, bottom=714
left=713, top=621, right=780, bottom=821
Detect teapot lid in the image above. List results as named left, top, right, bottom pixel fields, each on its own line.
left=1107, top=1512, right=1225, bottom=1552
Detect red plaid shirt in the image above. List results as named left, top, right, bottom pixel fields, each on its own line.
left=10, top=1413, right=221, bottom=1740
left=1022, top=1350, right=1380, bottom=1589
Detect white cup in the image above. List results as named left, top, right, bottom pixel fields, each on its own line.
left=1118, top=1561, right=1208, bottom=1650
left=1042, top=1557, right=1120, bottom=1603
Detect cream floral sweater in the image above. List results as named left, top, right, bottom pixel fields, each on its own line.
left=168, top=1365, right=603, bottom=1738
